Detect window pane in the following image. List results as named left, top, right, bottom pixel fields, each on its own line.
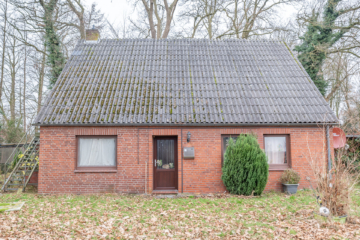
left=223, top=136, right=237, bottom=157
left=265, top=137, right=287, bottom=164
left=78, top=138, right=116, bottom=166
left=156, top=140, right=174, bottom=169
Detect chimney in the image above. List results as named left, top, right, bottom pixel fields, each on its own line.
left=86, top=26, right=100, bottom=41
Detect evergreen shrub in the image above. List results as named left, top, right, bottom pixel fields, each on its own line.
left=221, top=134, right=268, bottom=195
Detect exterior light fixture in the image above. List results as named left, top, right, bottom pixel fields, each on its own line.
left=187, top=132, right=191, bottom=142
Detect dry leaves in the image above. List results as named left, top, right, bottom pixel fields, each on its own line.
left=0, top=189, right=359, bottom=239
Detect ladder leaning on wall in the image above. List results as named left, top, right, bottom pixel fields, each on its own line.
left=0, top=129, right=40, bottom=192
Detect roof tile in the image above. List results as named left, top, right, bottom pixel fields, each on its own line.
left=34, top=39, right=338, bottom=125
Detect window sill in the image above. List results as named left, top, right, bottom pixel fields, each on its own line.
left=269, top=165, right=289, bottom=171
left=74, top=169, right=117, bottom=173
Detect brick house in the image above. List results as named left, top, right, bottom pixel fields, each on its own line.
left=34, top=38, right=338, bottom=194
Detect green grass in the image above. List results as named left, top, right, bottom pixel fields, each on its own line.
left=353, top=184, right=360, bottom=217
left=0, top=189, right=359, bottom=238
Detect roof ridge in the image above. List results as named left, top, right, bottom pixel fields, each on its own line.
left=78, top=38, right=284, bottom=46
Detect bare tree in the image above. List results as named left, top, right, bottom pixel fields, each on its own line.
left=85, top=3, right=106, bottom=30
left=37, top=45, right=46, bottom=113
left=21, top=22, right=27, bottom=131
left=9, top=36, right=20, bottom=121
left=66, top=0, right=86, bottom=39
left=65, top=1, right=106, bottom=39
left=178, top=0, right=225, bottom=38
left=107, top=9, right=130, bottom=39
left=178, top=0, right=296, bottom=39
left=221, top=0, right=296, bottom=39
left=202, top=0, right=224, bottom=39
left=0, top=0, right=8, bottom=106
left=1, top=26, right=22, bottom=122
left=297, top=0, right=360, bottom=58
left=2, top=0, right=107, bottom=132
left=130, top=0, right=179, bottom=39
left=295, top=0, right=360, bottom=123
left=324, top=52, right=360, bottom=117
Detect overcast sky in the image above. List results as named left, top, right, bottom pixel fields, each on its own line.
left=89, top=0, right=297, bottom=28
left=91, top=0, right=130, bottom=25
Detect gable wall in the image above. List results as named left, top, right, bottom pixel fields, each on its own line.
left=38, top=126, right=333, bottom=194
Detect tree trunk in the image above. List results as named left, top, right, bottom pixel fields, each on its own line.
left=153, top=0, right=162, bottom=39
left=38, top=46, right=46, bottom=113
left=23, top=37, right=27, bottom=132
left=66, top=0, right=86, bottom=39
left=79, top=16, right=85, bottom=39
left=149, top=0, right=156, bottom=38
left=10, top=62, right=15, bottom=121
left=40, top=0, right=65, bottom=87
left=8, top=35, right=17, bottom=122
left=161, top=0, right=179, bottom=38
left=0, top=0, right=8, bottom=104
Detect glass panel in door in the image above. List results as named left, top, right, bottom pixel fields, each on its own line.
left=156, top=140, right=175, bottom=169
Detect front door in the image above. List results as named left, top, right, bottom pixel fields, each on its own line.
left=153, top=137, right=178, bottom=190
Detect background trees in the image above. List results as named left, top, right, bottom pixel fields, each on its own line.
left=295, top=0, right=360, bottom=96
left=0, top=0, right=359, bottom=143
left=0, top=0, right=108, bottom=141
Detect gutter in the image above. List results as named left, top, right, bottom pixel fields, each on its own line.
left=181, top=129, right=183, bottom=193
left=33, top=122, right=339, bottom=127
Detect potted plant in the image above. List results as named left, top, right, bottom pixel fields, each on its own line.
left=156, top=159, right=162, bottom=168
left=280, top=169, right=300, bottom=194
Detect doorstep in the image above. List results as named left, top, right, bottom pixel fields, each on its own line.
left=152, top=189, right=178, bottom=195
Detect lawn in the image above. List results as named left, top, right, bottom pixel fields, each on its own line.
left=0, top=188, right=359, bottom=239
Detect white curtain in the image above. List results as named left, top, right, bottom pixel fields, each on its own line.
left=78, top=138, right=116, bottom=166
left=265, top=137, right=286, bottom=164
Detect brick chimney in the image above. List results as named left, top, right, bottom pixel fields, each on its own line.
left=86, top=26, right=100, bottom=41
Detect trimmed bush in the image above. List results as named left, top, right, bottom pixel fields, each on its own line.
left=280, top=169, right=300, bottom=184
left=221, top=134, right=269, bottom=195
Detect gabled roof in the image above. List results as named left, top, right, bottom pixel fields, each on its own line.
left=34, top=39, right=338, bottom=126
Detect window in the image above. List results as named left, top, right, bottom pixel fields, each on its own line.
left=264, top=135, right=290, bottom=170
left=221, top=135, right=239, bottom=165
left=76, top=136, right=117, bottom=170
left=156, top=139, right=175, bottom=169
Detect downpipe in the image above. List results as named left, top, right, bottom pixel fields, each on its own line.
left=326, top=125, right=332, bottom=173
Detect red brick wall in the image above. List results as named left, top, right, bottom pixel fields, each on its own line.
left=38, top=126, right=333, bottom=194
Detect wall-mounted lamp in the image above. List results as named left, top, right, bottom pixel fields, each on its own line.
left=187, top=132, right=191, bottom=142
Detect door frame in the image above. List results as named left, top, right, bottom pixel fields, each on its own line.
left=153, top=136, right=178, bottom=190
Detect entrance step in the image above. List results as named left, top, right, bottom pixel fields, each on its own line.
left=152, top=190, right=178, bottom=195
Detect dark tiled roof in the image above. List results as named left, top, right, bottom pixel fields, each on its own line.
left=34, top=39, right=338, bottom=126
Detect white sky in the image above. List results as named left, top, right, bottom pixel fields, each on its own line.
left=90, top=0, right=130, bottom=25
left=87, top=0, right=298, bottom=37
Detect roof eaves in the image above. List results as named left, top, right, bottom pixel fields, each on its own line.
left=33, top=122, right=339, bottom=127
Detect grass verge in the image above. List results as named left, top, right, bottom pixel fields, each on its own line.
left=0, top=188, right=359, bottom=239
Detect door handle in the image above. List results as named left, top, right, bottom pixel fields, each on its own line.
left=154, top=159, right=156, bottom=167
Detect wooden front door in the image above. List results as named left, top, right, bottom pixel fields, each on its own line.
left=153, top=137, right=178, bottom=190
